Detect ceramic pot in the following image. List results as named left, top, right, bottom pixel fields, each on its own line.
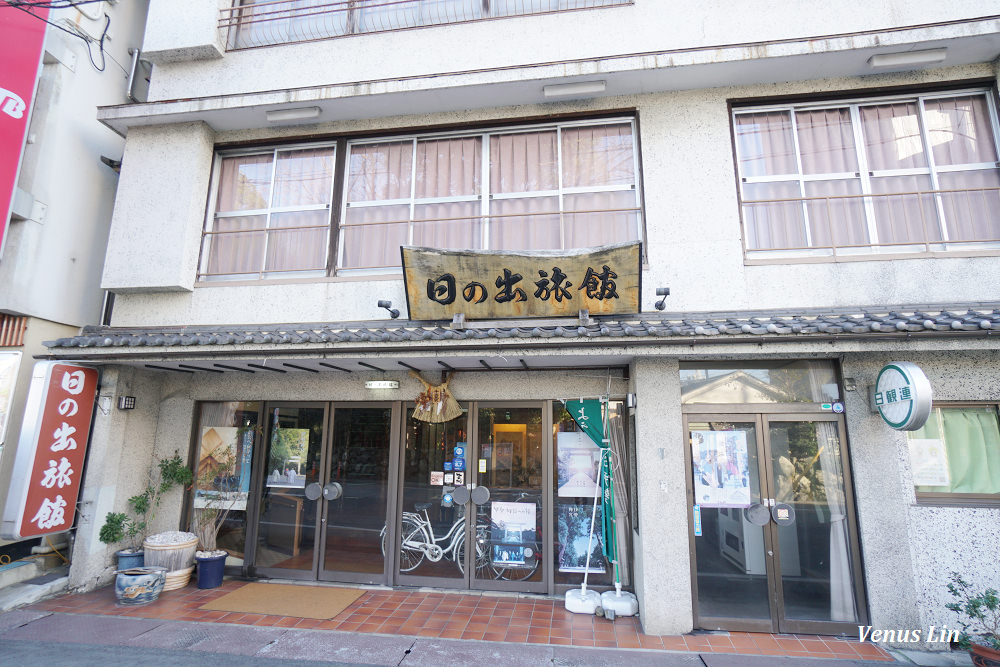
left=114, top=566, right=166, bottom=605
left=971, top=643, right=1000, bottom=667
left=195, top=553, right=227, bottom=589
left=115, top=549, right=144, bottom=570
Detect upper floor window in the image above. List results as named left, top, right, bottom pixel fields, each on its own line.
left=733, top=89, right=1000, bottom=262
left=199, top=118, right=643, bottom=281
left=223, top=0, right=634, bottom=51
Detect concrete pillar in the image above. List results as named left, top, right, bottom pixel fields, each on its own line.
left=630, top=356, right=693, bottom=635
left=69, top=366, right=165, bottom=591
left=841, top=354, right=921, bottom=631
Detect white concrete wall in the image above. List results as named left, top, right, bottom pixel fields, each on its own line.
left=843, top=350, right=1000, bottom=637
left=141, top=0, right=998, bottom=101
left=101, top=122, right=216, bottom=293
left=0, top=1, right=149, bottom=326
left=105, top=63, right=1000, bottom=325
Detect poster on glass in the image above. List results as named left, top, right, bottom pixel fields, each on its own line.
left=265, top=428, right=309, bottom=488
left=691, top=430, right=751, bottom=508
left=556, top=431, right=601, bottom=498
left=195, top=427, right=250, bottom=511
left=490, top=501, right=535, bottom=566
left=557, top=503, right=606, bottom=573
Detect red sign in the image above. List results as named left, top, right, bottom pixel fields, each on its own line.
left=0, top=362, right=98, bottom=539
left=1, top=6, right=49, bottom=257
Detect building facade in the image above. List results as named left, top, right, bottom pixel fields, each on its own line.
left=0, top=0, right=149, bottom=558
left=40, top=0, right=1000, bottom=639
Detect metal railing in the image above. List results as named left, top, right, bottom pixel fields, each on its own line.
left=220, top=0, right=634, bottom=50
left=741, top=186, right=1000, bottom=259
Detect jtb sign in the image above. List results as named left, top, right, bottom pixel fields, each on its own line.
left=402, top=241, right=641, bottom=320
left=1, top=6, right=49, bottom=258
left=1, top=362, right=98, bottom=540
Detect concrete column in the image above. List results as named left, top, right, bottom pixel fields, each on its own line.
left=841, top=355, right=922, bottom=631
left=69, top=366, right=165, bottom=591
left=101, top=121, right=216, bottom=293
left=630, top=356, right=693, bottom=635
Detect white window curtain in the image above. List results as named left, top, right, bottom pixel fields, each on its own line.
left=816, top=421, right=856, bottom=623
left=205, top=148, right=335, bottom=278
left=736, top=92, right=1000, bottom=255
left=340, top=121, right=640, bottom=271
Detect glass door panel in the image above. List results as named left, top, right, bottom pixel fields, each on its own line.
left=395, top=408, right=470, bottom=585
left=766, top=418, right=859, bottom=628
left=474, top=406, right=545, bottom=591
left=254, top=404, right=326, bottom=577
left=688, top=419, right=774, bottom=627
left=320, top=406, right=393, bottom=583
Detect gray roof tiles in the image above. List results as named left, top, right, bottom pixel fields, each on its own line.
left=43, top=304, right=1000, bottom=350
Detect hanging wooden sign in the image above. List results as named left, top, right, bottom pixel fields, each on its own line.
left=401, top=241, right=641, bottom=321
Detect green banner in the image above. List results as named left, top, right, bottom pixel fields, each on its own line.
left=565, top=399, right=616, bottom=563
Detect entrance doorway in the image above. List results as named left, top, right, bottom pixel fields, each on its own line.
left=684, top=412, right=867, bottom=635
left=390, top=403, right=548, bottom=593
left=252, top=402, right=398, bottom=583
left=248, top=400, right=553, bottom=593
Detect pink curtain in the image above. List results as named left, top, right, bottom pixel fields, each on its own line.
left=735, top=111, right=797, bottom=177
left=925, top=96, right=998, bottom=166
left=490, top=131, right=557, bottom=193
left=208, top=148, right=334, bottom=276
left=742, top=181, right=804, bottom=250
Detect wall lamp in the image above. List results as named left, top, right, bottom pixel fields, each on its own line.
left=543, top=80, right=607, bottom=98
left=265, top=106, right=321, bottom=122
left=868, top=48, right=946, bottom=69
left=654, top=287, right=670, bottom=311
left=378, top=300, right=400, bottom=319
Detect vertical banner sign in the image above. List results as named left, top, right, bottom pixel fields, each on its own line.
left=0, top=362, right=98, bottom=540
left=1, top=6, right=50, bottom=258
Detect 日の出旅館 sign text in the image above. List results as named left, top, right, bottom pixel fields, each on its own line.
left=401, top=242, right=641, bottom=320
left=0, top=362, right=98, bottom=540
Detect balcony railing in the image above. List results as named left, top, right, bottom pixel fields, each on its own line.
left=220, top=0, right=634, bottom=50
left=741, top=186, right=1000, bottom=261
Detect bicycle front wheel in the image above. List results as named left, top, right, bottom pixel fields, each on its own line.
left=394, top=516, right=430, bottom=573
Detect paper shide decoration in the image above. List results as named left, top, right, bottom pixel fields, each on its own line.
left=409, top=370, right=462, bottom=423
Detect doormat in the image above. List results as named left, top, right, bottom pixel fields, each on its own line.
left=199, top=582, right=364, bottom=619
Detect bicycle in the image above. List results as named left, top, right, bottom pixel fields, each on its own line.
left=380, top=502, right=492, bottom=577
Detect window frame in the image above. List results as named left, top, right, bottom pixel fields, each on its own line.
left=907, top=401, right=1000, bottom=507
left=199, top=115, right=645, bottom=283
left=731, top=86, right=1000, bottom=264
left=199, top=141, right=340, bottom=282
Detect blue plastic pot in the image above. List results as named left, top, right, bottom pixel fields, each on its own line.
left=115, top=550, right=144, bottom=570
left=196, top=553, right=226, bottom=589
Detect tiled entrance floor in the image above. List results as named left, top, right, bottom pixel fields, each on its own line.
left=30, top=580, right=892, bottom=661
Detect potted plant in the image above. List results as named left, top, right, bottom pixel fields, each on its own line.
left=98, top=452, right=194, bottom=571
left=191, top=445, right=241, bottom=589
left=945, top=572, right=1000, bottom=667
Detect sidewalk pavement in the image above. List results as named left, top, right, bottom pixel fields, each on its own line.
left=0, top=606, right=901, bottom=667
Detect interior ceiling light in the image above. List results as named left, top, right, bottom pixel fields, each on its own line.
left=265, top=106, right=321, bottom=122
left=543, top=80, right=607, bottom=98
left=868, top=48, right=947, bottom=69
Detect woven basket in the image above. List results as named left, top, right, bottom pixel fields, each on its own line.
left=161, top=566, right=194, bottom=591
left=143, top=534, right=198, bottom=573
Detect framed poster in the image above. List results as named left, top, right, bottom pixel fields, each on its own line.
left=195, top=427, right=248, bottom=511
left=490, top=501, right=535, bottom=566
left=556, top=431, right=600, bottom=498
left=691, top=430, right=751, bottom=508
left=557, top=503, right=606, bottom=573
left=265, top=428, right=309, bottom=488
